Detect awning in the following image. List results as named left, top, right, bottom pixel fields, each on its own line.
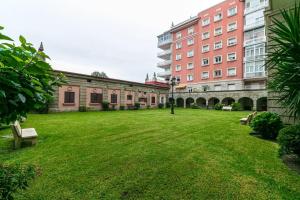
left=175, top=84, right=187, bottom=89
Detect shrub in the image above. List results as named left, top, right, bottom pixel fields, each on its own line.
left=191, top=103, right=200, bottom=109
left=278, top=124, right=300, bottom=157
left=120, top=105, right=125, bottom=110
left=250, top=112, right=283, bottom=139
left=134, top=102, right=140, bottom=110
left=79, top=106, right=87, bottom=112
left=147, top=105, right=151, bottom=109
left=214, top=103, right=224, bottom=110
left=102, top=101, right=109, bottom=111
left=158, top=103, right=164, bottom=109
left=231, top=102, right=242, bottom=111
left=166, top=102, right=171, bottom=108
left=0, top=164, right=37, bottom=200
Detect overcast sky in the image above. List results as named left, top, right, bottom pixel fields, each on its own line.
left=1, top=0, right=223, bottom=82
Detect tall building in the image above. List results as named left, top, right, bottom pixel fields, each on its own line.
left=156, top=0, right=268, bottom=110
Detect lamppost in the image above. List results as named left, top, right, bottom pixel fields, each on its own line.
left=166, top=76, right=180, bottom=114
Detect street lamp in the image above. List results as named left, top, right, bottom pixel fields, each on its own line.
left=166, top=76, right=180, bottom=114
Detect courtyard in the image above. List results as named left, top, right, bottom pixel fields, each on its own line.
left=0, top=109, right=299, bottom=199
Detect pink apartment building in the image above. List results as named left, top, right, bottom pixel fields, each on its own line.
left=157, top=0, right=268, bottom=110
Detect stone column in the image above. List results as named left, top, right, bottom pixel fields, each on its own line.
left=253, top=98, right=257, bottom=111
left=183, top=98, right=186, bottom=108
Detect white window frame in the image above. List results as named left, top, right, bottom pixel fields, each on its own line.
left=227, top=67, right=237, bottom=76
left=202, top=45, right=210, bottom=53
left=214, top=27, right=222, bottom=36
left=176, top=42, right=182, bottom=49
left=188, top=27, right=194, bottom=35
left=187, top=63, right=194, bottom=69
left=202, top=58, right=209, bottom=66
left=227, top=21, right=237, bottom=32
left=201, top=71, right=209, bottom=79
left=175, top=65, right=182, bottom=72
left=202, top=32, right=210, bottom=40
left=227, top=52, right=237, bottom=61
left=214, top=70, right=222, bottom=78
left=227, top=6, right=237, bottom=17
left=214, top=12, right=223, bottom=22
left=176, top=32, right=182, bottom=39
left=214, top=41, right=223, bottom=50
left=187, top=50, right=194, bottom=58
left=202, top=18, right=210, bottom=26
left=214, top=55, right=222, bottom=64
left=227, top=37, right=237, bottom=46
left=187, top=38, right=194, bottom=46
left=176, top=54, right=182, bottom=61
left=187, top=74, right=194, bottom=82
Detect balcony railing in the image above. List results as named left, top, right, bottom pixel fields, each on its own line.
left=244, top=55, right=265, bottom=62
left=157, top=38, right=172, bottom=48
left=157, top=49, right=172, bottom=58
left=157, top=71, right=171, bottom=77
left=244, top=36, right=266, bottom=47
left=244, top=20, right=265, bottom=31
left=157, top=60, right=172, bottom=68
left=244, top=2, right=269, bottom=15
left=244, top=72, right=266, bottom=79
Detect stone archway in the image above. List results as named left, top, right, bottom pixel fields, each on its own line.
left=196, top=97, right=206, bottom=108
left=208, top=97, right=220, bottom=108
left=222, top=97, right=235, bottom=106
left=238, top=97, right=254, bottom=111
left=257, top=97, right=268, bottom=111
left=176, top=98, right=184, bottom=107
left=186, top=98, right=195, bottom=108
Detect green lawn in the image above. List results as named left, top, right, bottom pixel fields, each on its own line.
left=0, top=109, right=300, bottom=199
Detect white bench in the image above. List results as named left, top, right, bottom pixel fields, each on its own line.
left=222, top=106, right=232, bottom=111
left=10, top=121, right=38, bottom=149
left=240, top=112, right=257, bottom=125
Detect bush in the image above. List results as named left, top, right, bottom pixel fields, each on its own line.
left=0, top=164, right=37, bottom=200
left=191, top=103, right=200, bottom=109
left=102, top=101, right=109, bottom=111
left=158, top=103, right=164, bottom=109
left=166, top=102, right=171, bottom=108
left=79, top=106, right=87, bottom=112
left=120, top=105, right=125, bottom=110
left=147, top=105, right=151, bottom=109
left=214, top=103, right=224, bottom=110
left=134, top=102, right=140, bottom=110
left=231, top=102, right=242, bottom=111
left=278, top=124, right=300, bottom=157
left=250, top=112, right=283, bottom=139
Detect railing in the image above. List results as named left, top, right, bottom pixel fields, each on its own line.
left=157, top=38, right=172, bottom=47
left=244, top=20, right=265, bottom=31
left=244, top=2, right=269, bottom=15
left=157, top=49, right=172, bottom=57
left=244, top=72, right=266, bottom=79
left=244, top=36, right=266, bottom=47
left=157, top=71, right=171, bottom=77
left=157, top=60, right=172, bottom=68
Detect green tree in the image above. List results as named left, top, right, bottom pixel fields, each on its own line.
left=91, top=71, right=108, bottom=78
left=0, top=26, right=65, bottom=124
left=267, top=4, right=300, bottom=120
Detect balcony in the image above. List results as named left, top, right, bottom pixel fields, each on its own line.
left=157, top=49, right=172, bottom=60
left=244, top=20, right=265, bottom=31
left=244, top=36, right=266, bottom=47
left=157, top=33, right=172, bottom=50
left=157, top=60, right=172, bottom=68
left=244, top=72, right=266, bottom=80
left=244, top=2, right=269, bottom=15
left=157, top=70, right=171, bottom=78
left=244, top=55, right=265, bottom=62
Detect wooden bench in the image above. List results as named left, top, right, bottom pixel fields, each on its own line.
left=10, top=121, right=38, bottom=149
left=222, top=106, right=232, bottom=111
left=240, top=112, right=257, bottom=125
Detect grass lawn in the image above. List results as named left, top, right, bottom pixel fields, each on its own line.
left=0, top=109, right=300, bottom=199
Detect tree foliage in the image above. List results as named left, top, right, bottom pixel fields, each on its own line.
left=91, top=71, right=108, bottom=78
left=0, top=26, right=65, bottom=124
left=267, top=4, right=300, bottom=120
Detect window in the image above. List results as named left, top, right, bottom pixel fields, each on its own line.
left=227, top=53, right=237, bottom=61
left=187, top=38, right=194, bottom=45
left=202, top=18, right=210, bottom=26
left=127, top=94, right=133, bottom=101
left=188, top=27, right=194, bottom=35
left=214, top=55, right=222, bottom=64
left=176, top=42, right=182, bottom=49
left=202, top=45, right=210, bottom=53
left=214, top=12, right=223, bottom=22
left=228, top=84, right=236, bottom=90
left=176, top=54, right=182, bottom=60
left=202, top=32, right=210, bottom=40
left=187, top=74, right=194, bottom=81
left=176, top=32, right=182, bottom=39
left=227, top=22, right=237, bottom=32
left=214, top=70, right=222, bottom=77
left=202, top=58, right=209, bottom=66
left=228, top=6, right=237, bottom=17
left=111, top=93, right=118, bottom=104
left=151, top=96, right=156, bottom=104
left=214, top=41, right=222, bottom=50
left=227, top=37, right=237, bottom=46
left=90, top=93, right=102, bottom=103
left=64, top=91, right=75, bottom=104
left=214, top=85, right=221, bottom=91
left=175, top=76, right=181, bottom=82
left=214, top=27, right=222, bottom=36
left=227, top=68, right=236, bottom=76
left=139, top=97, right=147, bottom=103
left=187, top=63, right=194, bottom=69
left=187, top=50, right=194, bottom=57
left=201, top=71, right=209, bottom=79
left=175, top=65, right=181, bottom=71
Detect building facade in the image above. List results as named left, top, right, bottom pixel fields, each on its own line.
left=157, top=0, right=268, bottom=110
left=49, top=71, right=169, bottom=112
